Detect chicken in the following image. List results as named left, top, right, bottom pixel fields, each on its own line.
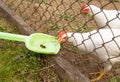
left=81, top=3, right=120, bottom=29
left=58, top=29, right=120, bottom=81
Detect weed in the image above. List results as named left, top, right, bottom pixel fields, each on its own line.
left=48, top=23, right=62, bottom=30
left=110, top=77, right=117, bottom=82
left=57, top=13, right=74, bottom=21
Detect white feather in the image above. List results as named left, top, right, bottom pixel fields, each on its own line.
left=62, top=29, right=120, bottom=71
left=86, top=5, right=120, bottom=29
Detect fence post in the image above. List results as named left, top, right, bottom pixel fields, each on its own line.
left=46, top=56, right=90, bottom=82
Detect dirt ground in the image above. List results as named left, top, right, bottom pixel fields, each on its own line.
left=2, top=0, right=120, bottom=81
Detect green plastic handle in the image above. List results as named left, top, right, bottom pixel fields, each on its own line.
left=0, top=32, right=61, bottom=54
left=0, top=32, right=27, bottom=42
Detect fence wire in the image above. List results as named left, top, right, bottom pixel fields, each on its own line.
left=2, top=0, right=120, bottom=82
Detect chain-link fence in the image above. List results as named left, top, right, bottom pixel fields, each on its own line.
left=1, top=0, right=120, bottom=82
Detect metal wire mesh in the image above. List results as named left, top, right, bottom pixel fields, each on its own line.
left=2, top=0, right=120, bottom=81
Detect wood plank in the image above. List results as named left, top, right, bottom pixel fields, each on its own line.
left=0, top=0, right=34, bottom=35
left=46, top=56, right=90, bottom=82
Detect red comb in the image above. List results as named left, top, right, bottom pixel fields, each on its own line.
left=81, top=3, right=88, bottom=10
left=58, top=30, right=66, bottom=38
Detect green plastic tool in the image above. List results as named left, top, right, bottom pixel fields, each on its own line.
left=0, top=32, right=60, bottom=54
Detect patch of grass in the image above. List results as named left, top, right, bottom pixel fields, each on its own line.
left=0, top=18, right=18, bottom=33
left=110, top=77, right=117, bottom=82
left=48, top=23, right=62, bottom=30
left=57, top=13, right=74, bottom=21
left=0, top=18, right=59, bottom=82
